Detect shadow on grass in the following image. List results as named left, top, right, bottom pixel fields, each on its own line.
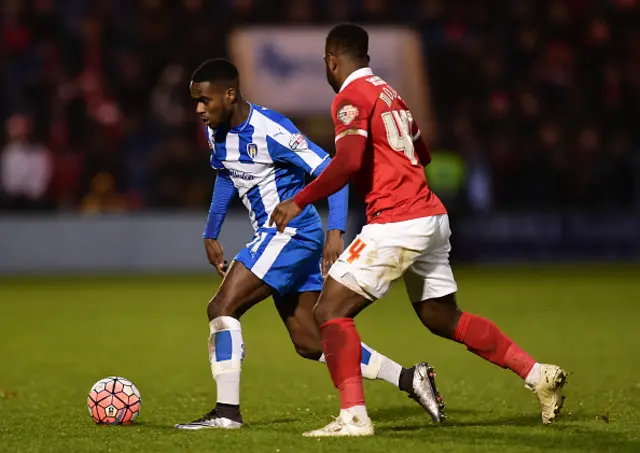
left=133, top=421, right=184, bottom=431
left=247, top=417, right=300, bottom=427
left=132, top=417, right=301, bottom=431
left=372, top=405, right=611, bottom=428
left=370, top=406, right=639, bottom=452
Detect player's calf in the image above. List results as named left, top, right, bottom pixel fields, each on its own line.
left=412, top=293, right=462, bottom=339
left=289, top=322, right=443, bottom=417
left=453, top=312, right=568, bottom=423
left=281, top=291, right=398, bottom=384
left=415, top=295, right=536, bottom=377
left=416, top=294, right=567, bottom=424
left=176, top=315, right=245, bottom=430
left=178, top=261, right=276, bottom=430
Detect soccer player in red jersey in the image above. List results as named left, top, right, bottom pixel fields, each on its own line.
left=270, top=24, right=567, bottom=437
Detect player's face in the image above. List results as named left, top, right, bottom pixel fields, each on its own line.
left=190, top=82, right=233, bottom=129
left=323, top=51, right=341, bottom=94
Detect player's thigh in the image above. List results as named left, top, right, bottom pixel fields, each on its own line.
left=209, top=260, right=275, bottom=319
left=328, top=219, right=427, bottom=302
left=403, top=215, right=458, bottom=304
left=274, top=291, right=323, bottom=358
left=314, top=275, right=373, bottom=324
left=274, top=291, right=318, bottom=327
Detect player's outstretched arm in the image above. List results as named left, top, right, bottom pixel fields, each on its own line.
left=312, top=158, right=348, bottom=276
left=203, top=171, right=237, bottom=276
left=293, top=134, right=366, bottom=210
left=312, top=157, right=349, bottom=235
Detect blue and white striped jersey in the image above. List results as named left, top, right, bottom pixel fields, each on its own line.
left=206, top=103, right=345, bottom=232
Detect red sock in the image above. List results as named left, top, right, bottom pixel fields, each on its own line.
left=320, top=318, right=365, bottom=409
left=453, top=312, right=536, bottom=379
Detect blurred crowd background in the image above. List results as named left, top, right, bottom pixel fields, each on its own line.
left=1, top=0, right=639, bottom=214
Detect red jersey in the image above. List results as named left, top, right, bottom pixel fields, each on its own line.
left=332, top=68, right=446, bottom=224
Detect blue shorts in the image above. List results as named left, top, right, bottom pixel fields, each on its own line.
left=234, top=223, right=324, bottom=295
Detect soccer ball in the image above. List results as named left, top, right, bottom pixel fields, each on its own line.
left=87, top=376, right=141, bottom=425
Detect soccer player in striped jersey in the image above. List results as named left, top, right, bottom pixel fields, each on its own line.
left=175, top=59, right=444, bottom=430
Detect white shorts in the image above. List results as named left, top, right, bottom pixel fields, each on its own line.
left=328, top=215, right=458, bottom=302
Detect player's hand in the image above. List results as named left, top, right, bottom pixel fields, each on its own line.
left=204, top=238, right=228, bottom=277
left=269, top=199, right=302, bottom=233
left=322, top=229, right=344, bottom=277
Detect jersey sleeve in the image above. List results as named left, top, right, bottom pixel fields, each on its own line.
left=210, top=153, right=224, bottom=170
left=266, top=118, right=328, bottom=175
left=410, top=118, right=421, bottom=142
left=203, top=170, right=237, bottom=239
left=206, top=126, right=225, bottom=170
left=332, top=91, right=371, bottom=144
left=410, top=119, right=432, bottom=167
left=312, top=157, right=349, bottom=232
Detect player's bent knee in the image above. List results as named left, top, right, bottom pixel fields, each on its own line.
left=293, top=342, right=323, bottom=361
left=313, top=302, right=339, bottom=326
left=287, top=325, right=323, bottom=360
left=424, top=318, right=456, bottom=339
left=207, top=293, right=237, bottom=321
left=414, top=294, right=461, bottom=339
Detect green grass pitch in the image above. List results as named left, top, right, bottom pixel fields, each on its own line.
left=1, top=265, right=639, bottom=452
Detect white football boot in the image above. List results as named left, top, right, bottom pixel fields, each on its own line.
left=303, top=411, right=374, bottom=437
left=525, top=364, right=568, bottom=424
left=175, top=408, right=243, bottom=430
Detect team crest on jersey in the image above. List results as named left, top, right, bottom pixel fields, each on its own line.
left=246, top=143, right=258, bottom=159
left=337, top=105, right=359, bottom=125
left=289, top=133, right=308, bottom=151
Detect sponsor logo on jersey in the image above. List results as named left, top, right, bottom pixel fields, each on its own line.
left=246, top=143, right=258, bottom=159
left=337, top=105, right=359, bottom=125
left=289, top=133, right=308, bottom=151
left=227, top=168, right=255, bottom=181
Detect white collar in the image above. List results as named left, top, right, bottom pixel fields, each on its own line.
left=339, top=67, right=374, bottom=92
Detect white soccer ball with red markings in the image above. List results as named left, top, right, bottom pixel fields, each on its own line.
left=87, top=376, right=141, bottom=425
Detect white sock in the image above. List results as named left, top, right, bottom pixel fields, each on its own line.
left=215, top=372, right=240, bottom=405
left=375, top=352, right=403, bottom=386
left=208, top=316, right=244, bottom=405
left=525, top=362, right=542, bottom=387
left=341, top=405, right=369, bottom=421
left=319, top=342, right=402, bottom=385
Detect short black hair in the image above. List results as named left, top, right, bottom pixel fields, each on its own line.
left=191, top=58, right=239, bottom=85
left=326, top=23, right=369, bottom=59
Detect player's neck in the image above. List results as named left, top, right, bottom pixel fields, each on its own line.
left=340, top=64, right=370, bottom=89
left=229, top=100, right=251, bottom=129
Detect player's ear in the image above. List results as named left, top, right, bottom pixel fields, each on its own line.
left=327, top=55, right=338, bottom=72
left=225, top=87, right=237, bottom=104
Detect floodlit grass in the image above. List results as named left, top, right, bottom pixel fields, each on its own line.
left=1, top=265, right=639, bottom=452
